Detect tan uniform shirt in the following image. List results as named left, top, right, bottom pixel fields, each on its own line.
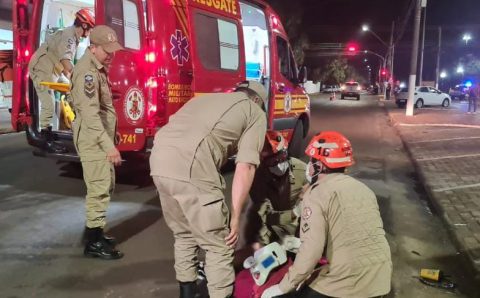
left=279, top=174, right=392, bottom=297
left=150, top=92, right=266, bottom=200
left=71, top=50, right=117, bottom=161
left=28, top=26, right=79, bottom=79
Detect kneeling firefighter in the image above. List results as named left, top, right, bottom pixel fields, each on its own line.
left=262, top=131, right=392, bottom=298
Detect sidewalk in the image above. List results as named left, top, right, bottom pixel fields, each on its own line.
left=0, top=107, right=14, bottom=134
left=384, top=99, right=480, bottom=277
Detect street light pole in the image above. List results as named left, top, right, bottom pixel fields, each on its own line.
left=406, top=0, right=422, bottom=116
left=435, top=26, right=442, bottom=89
left=388, top=21, right=395, bottom=97
left=419, top=1, right=427, bottom=85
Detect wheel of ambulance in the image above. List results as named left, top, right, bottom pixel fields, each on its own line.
left=289, top=120, right=304, bottom=158
left=415, top=99, right=424, bottom=109
left=442, top=98, right=450, bottom=107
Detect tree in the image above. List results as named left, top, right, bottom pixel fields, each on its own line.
left=265, top=0, right=309, bottom=65
left=458, top=54, right=480, bottom=77
left=320, top=58, right=348, bottom=84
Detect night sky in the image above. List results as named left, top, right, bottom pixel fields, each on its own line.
left=273, top=0, right=480, bottom=85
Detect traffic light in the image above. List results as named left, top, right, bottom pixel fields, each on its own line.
left=345, top=43, right=359, bottom=55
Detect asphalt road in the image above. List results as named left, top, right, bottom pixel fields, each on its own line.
left=0, top=94, right=478, bottom=297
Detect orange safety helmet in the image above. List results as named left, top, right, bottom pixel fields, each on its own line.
left=305, top=131, right=354, bottom=169
left=262, top=130, right=288, bottom=167
left=75, top=8, right=95, bottom=28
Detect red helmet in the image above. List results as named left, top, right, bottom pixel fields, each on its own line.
left=75, top=8, right=95, bottom=28
left=262, top=130, right=288, bottom=166
left=305, top=131, right=354, bottom=169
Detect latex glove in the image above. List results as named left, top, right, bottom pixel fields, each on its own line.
left=57, top=73, right=70, bottom=84
left=261, top=284, right=284, bottom=298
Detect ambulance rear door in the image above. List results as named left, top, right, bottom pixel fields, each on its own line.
left=185, top=0, right=245, bottom=93
left=12, top=0, right=41, bottom=131
left=95, top=0, right=149, bottom=151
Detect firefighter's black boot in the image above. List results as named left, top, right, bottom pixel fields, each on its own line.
left=84, top=227, right=123, bottom=260
left=82, top=227, right=116, bottom=246
left=40, top=127, right=67, bottom=154
left=179, top=281, right=201, bottom=298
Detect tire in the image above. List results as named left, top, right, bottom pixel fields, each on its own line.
left=397, top=103, right=405, bottom=108
left=442, top=98, right=450, bottom=107
left=289, top=120, right=304, bottom=158
left=415, top=99, right=424, bottom=108
left=356, top=95, right=360, bottom=101
left=341, top=95, right=345, bottom=99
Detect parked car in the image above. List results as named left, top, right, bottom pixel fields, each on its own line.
left=395, top=86, right=451, bottom=108
left=449, top=84, right=468, bottom=100
left=341, top=82, right=361, bottom=100
left=323, top=85, right=340, bottom=93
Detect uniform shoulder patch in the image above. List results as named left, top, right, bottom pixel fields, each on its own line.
left=302, top=207, right=312, bottom=220
left=84, top=74, right=95, bottom=99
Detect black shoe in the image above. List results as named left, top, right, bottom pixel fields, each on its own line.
left=84, top=227, right=123, bottom=260
left=84, top=240, right=124, bottom=260
left=179, top=281, right=201, bottom=298
left=40, top=127, right=67, bottom=154
left=102, top=234, right=116, bottom=246
left=83, top=227, right=116, bottom=246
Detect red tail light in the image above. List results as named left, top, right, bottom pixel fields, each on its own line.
left=145, top=52, right=156, bottom=63
left=24, top=49, right=30, bottom=57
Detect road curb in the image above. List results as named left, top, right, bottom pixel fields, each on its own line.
left=0, top=128, right=15, bottom=135
left=385, top=108, right=480, bottom=280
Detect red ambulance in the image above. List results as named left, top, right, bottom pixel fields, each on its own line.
left=12, top=0, right=310, bottom=160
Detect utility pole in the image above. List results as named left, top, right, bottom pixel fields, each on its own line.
left=389, top=21, right=395, bottom=80
left=406, top=0, right=422, bottom=116
left=388, top=21, right=395, bottom=98
left=418, top=0, right=427, bottom=85
left=435, top=26, right=442, bottom=89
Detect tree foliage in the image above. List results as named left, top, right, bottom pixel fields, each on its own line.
left=458, top=54, right=480, bottom=77
left=264, top=0, right=309, bottom=65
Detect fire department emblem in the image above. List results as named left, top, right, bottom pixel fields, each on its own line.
left=302, top=207, right=312, bottom=220
left=284, top=92, right=292, bottom=113
left=124, top=87, right=144, bottom=125
left=170, top=29, right=190, bottom=66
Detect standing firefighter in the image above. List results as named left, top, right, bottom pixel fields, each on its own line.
left=150, top=81, right=267, bottom=298
left=70, top=25, right=123, bottom=260
left=263, top=131, right=392, bottom=298
left=28, top=9, right=95, bottom=153
left=246, top=130, right=307, bottom=248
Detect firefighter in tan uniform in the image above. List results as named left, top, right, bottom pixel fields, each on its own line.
left=150, top=81, right=268, bottom=298
left=70, top=25, right=123, bottom=260
left=28, top=9, right=95, bottom=153
left=246, top=131, right=307, bottom=247
left=263, top=131, right=392, bottom=298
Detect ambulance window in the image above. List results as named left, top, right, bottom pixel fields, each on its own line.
left=277, top=37, right=297, bottom=82
left=105, top=0, right=141, bottom=50
left=194, top=13, right=239, bottom=71
left=276, top=37, right=290, bottom=80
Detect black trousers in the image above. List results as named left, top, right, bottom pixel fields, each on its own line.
left=278, top=287, right=330, bottom=298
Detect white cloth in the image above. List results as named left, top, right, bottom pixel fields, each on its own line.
left=262, top=284, right=284, bottom=298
